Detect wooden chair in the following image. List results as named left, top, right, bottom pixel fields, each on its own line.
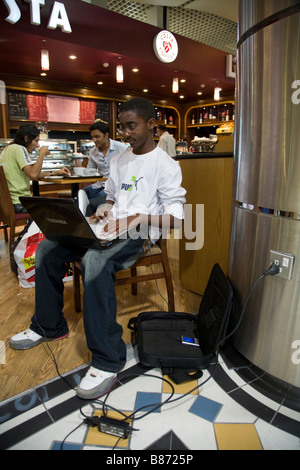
left=73, top=236, right=175, bottom=313
left=0, top=166, right=30, bottom=270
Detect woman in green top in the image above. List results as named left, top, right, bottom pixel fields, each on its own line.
left=0, top=124, right=70, bottom=213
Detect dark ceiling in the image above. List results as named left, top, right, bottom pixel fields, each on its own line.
left=0, top=0, right=235, bottom=103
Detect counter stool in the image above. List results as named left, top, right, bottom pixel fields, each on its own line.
left=73, top=236, right=175, bottom=313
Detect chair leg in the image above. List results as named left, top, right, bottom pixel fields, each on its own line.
left=9, top=227, right=16, bottom=271
left=0, top=224, right=8, bottom=242
left=130, top=266, right=137, bottom=295
left=73, top=262, right=82, bottom=312
left=161, top=248, right=175, bottom=312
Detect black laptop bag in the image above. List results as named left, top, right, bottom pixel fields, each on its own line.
left=128, top=263, right=234, bottom=384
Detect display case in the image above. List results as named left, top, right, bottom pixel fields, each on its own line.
left=0, top=139, right=13, bottom=152
left=77, top=139, right=94, bottom=155
left=0, top=138, right=79, bottom=172
left=31, top=139, right=77, bottom=171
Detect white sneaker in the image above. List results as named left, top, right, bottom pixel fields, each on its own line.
left=9, top=328, right=69, bottom=350
left=76, top=366, right=117, bottom=400
left=9, top=328, right=44, bottom=350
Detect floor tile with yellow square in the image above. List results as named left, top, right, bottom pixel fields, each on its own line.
left=214, top=423, right=263, bottom=450
left=85, top=410, right=134, bottom=449
left=162, top=375, right=199, bottom=395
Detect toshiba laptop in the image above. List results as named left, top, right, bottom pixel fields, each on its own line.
left=20, top=196, right=136, bottom=250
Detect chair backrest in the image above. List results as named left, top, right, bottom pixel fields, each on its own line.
left=0, top=165, right=15, bottom=226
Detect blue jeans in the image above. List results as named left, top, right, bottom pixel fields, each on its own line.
left=30, top=237, right=147, bottom=372
left=84, top=185, right=106, bottom=215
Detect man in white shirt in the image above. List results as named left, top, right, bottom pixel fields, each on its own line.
left=157, top=124, right=176, bottom=157
left=84, top=121, right=127, bottom=214
left=9, top=98, right=186, bottom=400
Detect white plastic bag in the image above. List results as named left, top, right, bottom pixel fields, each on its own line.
left=13, top=221, right=45, bottom=288
left=13, top=221, right=73, bottom=288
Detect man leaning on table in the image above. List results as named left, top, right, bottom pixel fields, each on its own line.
left=9, top=98, right=186, bottom=400
left=0, top=124, right=70, bottom=214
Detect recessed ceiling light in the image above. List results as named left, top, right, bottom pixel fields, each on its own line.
left=180, top=79, right=186, bottom=83
left=40, top=72, right=47, bottom=76
left=197, top=92, right=203, bottom=95
left=160, top=84, right=166, bottom=88
left=97, top=81, right=103, bottom=85
left=143, top=89, right=148, bottom=93
left=69, top=55, right=77, bottom=60
left=179, top=95, right=184, bottom=99
left=132, top=68, right=139, bottom=72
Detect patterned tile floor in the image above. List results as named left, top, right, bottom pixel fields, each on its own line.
left=0, top=344, right=299, bottom=451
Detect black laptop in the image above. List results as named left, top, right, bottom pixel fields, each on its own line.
left=20, top=196, right=135, bottom=250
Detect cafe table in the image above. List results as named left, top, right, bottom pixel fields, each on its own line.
left=32, top=175, right=107, bottom=198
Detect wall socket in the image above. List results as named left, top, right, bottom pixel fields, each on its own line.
left=269, top=250, right=295, bottom=280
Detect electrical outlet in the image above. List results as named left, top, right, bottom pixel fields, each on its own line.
left=269, top=250, right=295, bottom=280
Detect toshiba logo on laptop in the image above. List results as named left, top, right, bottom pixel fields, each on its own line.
left=46, top=218, right=68, bottom=225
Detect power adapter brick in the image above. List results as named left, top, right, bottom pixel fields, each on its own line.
left=98, top=416, right=134, bottom=439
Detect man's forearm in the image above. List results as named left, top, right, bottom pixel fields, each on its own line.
left=139, top=213, right=182, bottom=230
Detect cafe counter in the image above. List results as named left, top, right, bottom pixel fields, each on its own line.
left=176, top=152, right=233, bottom=295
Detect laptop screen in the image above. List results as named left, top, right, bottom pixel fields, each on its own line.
left=20, top=196, right=103, bottom=250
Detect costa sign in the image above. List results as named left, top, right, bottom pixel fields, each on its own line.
left=153, top=30, right=178, bottom=63
left=3, top=0, right=72, bottom=33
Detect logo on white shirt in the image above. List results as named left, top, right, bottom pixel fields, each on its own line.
left=121, top=176, right=144, bottom=192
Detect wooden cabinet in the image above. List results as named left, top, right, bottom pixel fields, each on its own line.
left=184, top=101, right=235, bottom=143
left=178, top=156, right=233, bottom=295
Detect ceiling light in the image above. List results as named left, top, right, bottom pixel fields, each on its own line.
left=143, top=89, right=148, bottom=93
left=41, top=40, right=49, bottom=71
left=214, top=87, right=222, bottom=101
left=132, top=68, right=139, bottom=72
left=116, top=62, right=124, bottom=83
left=172, top=77, right=179, bottom=93
left=197, top=92, right=203, bottom=96
left=40, top=72, right=47, bottom=77
left=179, top=95, right=184, bottom=99
left=180, top=79, right=186, bottom=83
left=97, top=81, right=103, bottom=85
left=69, top=55, right=77, bottom=60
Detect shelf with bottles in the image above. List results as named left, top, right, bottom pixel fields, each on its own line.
left=154, top=107, right=177, bottom=127
left=186, top=101, right=235, bottom=128
left=114, top=102, right=180, bottom=140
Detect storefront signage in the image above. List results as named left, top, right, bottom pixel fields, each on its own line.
left=3, top=0, right=72, bottom=33
left=153, top=30, right=178, bottom=63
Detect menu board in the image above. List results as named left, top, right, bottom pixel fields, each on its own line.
left=95, top=100, right=110, bottom=124
left=27, top=94, right=48, bottom=121
left=80, top=100, right=97, bottom=124
left=46, top=95, right=80, bottom=123
left=7, top=92, right=29, bottom=120
left=8, top=91, right=110, bottom=125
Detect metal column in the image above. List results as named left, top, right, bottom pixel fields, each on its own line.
left=229, top=0, right=300, bottom=386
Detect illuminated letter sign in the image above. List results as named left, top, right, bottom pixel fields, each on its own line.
left=27, top=0, right=45, bottom=26
left=4, top=0, right=72, bottom=33
left=48, top=1, right=72, bottom=33
left=3, top=0, right=21, bottom=24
